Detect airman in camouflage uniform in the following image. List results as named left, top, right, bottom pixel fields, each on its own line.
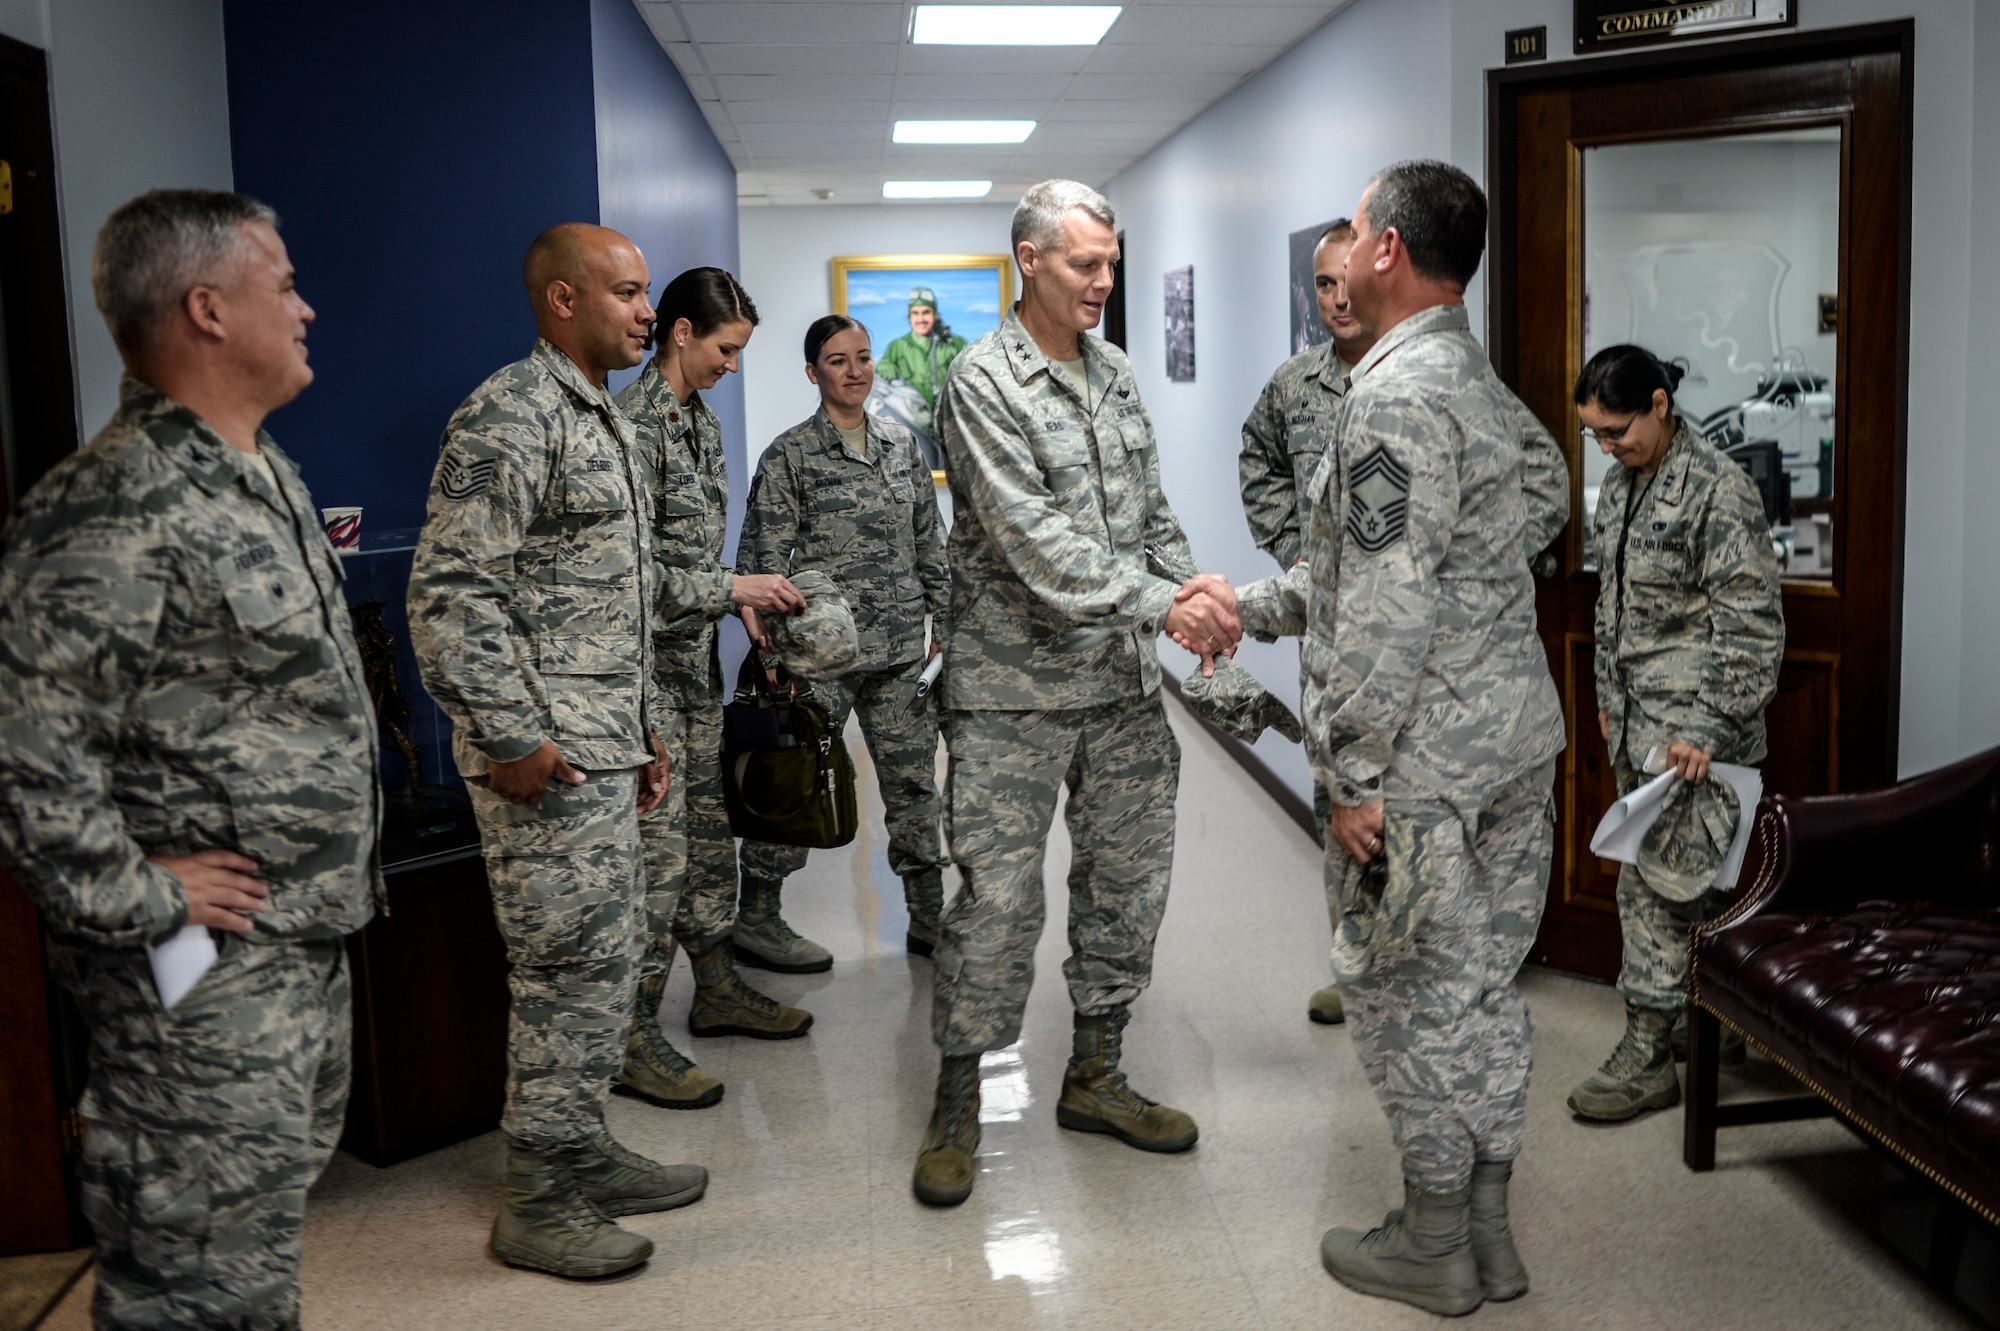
left=911, top=181, right=1243, bottom=1209
left=737, top=406, right=950, bottom=961
left=1568, top=387, right=1782, bottom=1122
left=410, top=224, right=701, bottom=1279
left=1238, top=162, right=1566, bottom=1316
left=617, top=336, right=813, bottom=1070
left=0, top=190, right=378, bottom=1330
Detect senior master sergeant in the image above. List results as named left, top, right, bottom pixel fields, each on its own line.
left=1236, top=161, right=1568, bottom=1316
left=0, top=189, right=379, bottom=1330
left=912, top=179, right=1243, bottom=1207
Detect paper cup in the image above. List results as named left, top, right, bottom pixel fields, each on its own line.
left=322, top=506, right=363, bottom=550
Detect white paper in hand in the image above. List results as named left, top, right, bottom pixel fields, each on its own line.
left=148, top=924, right=217, bottom=1011
left=1588, top=762, right=1765, bottom=890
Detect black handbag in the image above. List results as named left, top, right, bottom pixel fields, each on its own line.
left=719, top=655, right=858, bottom=848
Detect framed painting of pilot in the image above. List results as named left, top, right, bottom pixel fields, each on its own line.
left=830, top=253, right=1012, bottom=482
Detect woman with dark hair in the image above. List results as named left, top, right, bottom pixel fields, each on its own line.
left=735, top=314, right=951, bottom=967
left=614, top=267, right=814, bottom=1113
left=1566, top=343, right=1784, bottom=1124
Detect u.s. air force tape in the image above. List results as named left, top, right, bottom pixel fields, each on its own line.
left=1346, top=446, right=1410, bottom=553
left=439, top=455, right=497, bottom=500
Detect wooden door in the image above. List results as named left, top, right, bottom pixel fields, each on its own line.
left=1488, top=23, right=1912, bottom=979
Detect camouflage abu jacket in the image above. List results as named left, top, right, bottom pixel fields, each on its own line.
left=740, top=406, right=948, bottom=672
left=409, top=339, right=660, bottom=776
left=615, top=362, right=735, bottom=710
left=0, top=378, right=382, bottom=947
left=1591, top=417, right=1783, bottom=768
left=1237, top=304, right=1567, bottom=805
left=936, top=309, right=1199, bottom=710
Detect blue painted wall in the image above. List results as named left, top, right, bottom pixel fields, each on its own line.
left=225, top=0, right=600, bottom=534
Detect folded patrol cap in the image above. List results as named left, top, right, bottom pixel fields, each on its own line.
left=766, top=569, right=859, bottom=681
left=1178, top=656, right=1303, bottom=745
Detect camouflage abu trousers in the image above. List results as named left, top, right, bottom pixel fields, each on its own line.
left=469, top=767, right=643, bottom=1150
left=639, top=697, right=738, bottom=969
left=739, top=654, right=947, bottom=885
left=1611, top=752, right=1727, bottom=1010
left=1339, top=759, right=1556, bottom=1193
left=48, top=935, right=349, bottom=1331
left=932, top=695, right=1181, bottom=1055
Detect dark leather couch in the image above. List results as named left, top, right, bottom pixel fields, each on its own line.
left=1684, top=743, right=2000, bottom=1230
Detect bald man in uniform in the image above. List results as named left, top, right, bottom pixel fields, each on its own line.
left=409, top=223, right=700, bottom=1279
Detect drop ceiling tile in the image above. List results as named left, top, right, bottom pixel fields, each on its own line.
left=676, top=3, right=906, bottom=45
left=892, top=73, right=1079, bottom=101
left=894, top=46, right=1096, bottom=76
left=730, top=100, right=894, bottom=123
left=714, top=73, right=896, bottom=100
left=1041, top=99, right=1211, bottom=123
left=1110, top=6, right=1334, bottom=47
left=738, top=120, right=889, bottom=144
left=700, top=43, right=901, bottom=75
left=886, top=100, right=1065, bottom=120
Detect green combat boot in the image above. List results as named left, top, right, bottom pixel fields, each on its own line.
left=687, top=941, right=814, bottom=1039
left=1468, top=1159, right=1528, bottom=1300
left=912, top=1052, right=982, bottom=1206
left=1567, top=1002, right=1680, bottom=1121
left=570, top=1131, right=707, bottom=1217
left=904, top=868, right=944, bottom=958
left=490, top=1143, right=654, bottom=1279
left=1055, top=1010, right=1198, bottom=1152
left=733, top=876, right=833, bottom=974
left=1669, top=1007, right=1747, bottom=1065
left=620, top=968, right=724, bottom=1109
left=1320, top=1180, right=1483, bottom=1316
left=1309, top=985, right=1346, bottom=1025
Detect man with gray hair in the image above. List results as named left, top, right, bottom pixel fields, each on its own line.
left=911, top=178, right=1243, bottom=1206
left=1236, top=159, right=1566, bottom=1315
left=0, top=189, right=381, bottom=1328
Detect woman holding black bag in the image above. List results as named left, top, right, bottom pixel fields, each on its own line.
left=732, top=314, right=952, bottom=970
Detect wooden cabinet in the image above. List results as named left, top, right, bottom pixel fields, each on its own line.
left=341, top=850, right=509, bottom=1167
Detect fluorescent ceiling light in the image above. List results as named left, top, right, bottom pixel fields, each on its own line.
left=911, top=5, right=1121, bottom=46
left=894, top=120, right=1036, bottom=144
left=883, top=180, right=994, bottom=199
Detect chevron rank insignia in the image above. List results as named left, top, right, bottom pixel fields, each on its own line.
left=439, top=455, right=497, bottom=500
left=1346, top=446, right=1410, bottom=553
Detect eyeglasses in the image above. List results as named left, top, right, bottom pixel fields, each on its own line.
left=1582, top=413, right=1641, bottom=447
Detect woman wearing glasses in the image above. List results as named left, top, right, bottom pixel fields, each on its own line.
left=1566, top=344, right=1784, bottom=1124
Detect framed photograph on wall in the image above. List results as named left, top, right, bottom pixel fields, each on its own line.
left=831, top=254, right=1012, bottom=481
left=1164, top=265, right=1195, bottom=382
left=1289, top=219, right=1341, bottom=354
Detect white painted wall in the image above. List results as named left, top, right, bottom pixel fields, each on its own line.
left=1105, top=0, right=1994, bottom=803
left=0, top=0, right=234, bottom=442
left=737, top=201, right=1017, bottom=471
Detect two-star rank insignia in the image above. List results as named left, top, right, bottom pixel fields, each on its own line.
left=1346, top=446, right=1411, bottom=553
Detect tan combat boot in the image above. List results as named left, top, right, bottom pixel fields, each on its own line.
left=489, top=1142, right=654, bottom=1278
left=1567, top=1001, right=1679, bottom=1121
left=1319, top=1179, right=1483, bottom=1316
left=903, top=868, right=944, bottom=958
left=1309, top=985, right=1346, bottom=1025
left=912, top=1052, right=981, bottom=1206
left=1468, top=1159, right=1528, bottom=1300
left=620, top=967, right=724, bottom=1109
left=687, top=940, right=814, bottom=1039
left=1054, top=1010, right=1198, bottom=1152
left=733, top=875, right=833, bottom=974
left=569, top=1131, right=707, bottom=1217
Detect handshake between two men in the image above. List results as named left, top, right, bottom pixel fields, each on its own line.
left=1165, top=573, right=1242, bottom=679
